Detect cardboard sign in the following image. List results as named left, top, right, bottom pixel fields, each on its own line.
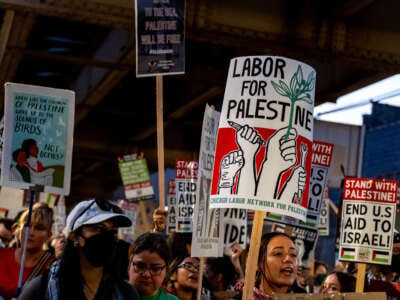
left=192, top=105, right=222, bottom=257
left=135, top=0, right=185, bottom=77
left=1, top=83, right=74, bottom=195
left=339, top=177, right=398, bottom=265
left=167, top=179, right=176, bottom=233
left=175, top=159, right=198, bottom=232
left=118, top=154, right=154, bottom=201
left=210, top=56, right=315, bottom=221
left=222, top=208, right=247, bottom=255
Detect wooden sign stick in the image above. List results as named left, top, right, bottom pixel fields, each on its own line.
left=355, top=262, right=366, bottom=292
left=156, top=75, right=165, bottom=210
left=196, top=257, right=206, bottom=300
left=242, top=210, right=264, bottom=300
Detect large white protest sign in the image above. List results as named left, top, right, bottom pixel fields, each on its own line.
left=192, top=105, right=222, bottom=257
left=210, top=56, right=315, bottom=221
left=1, top=83, right=74, bottom=195
left=339, top=177, right=398, bottom=265
left=167, top=179, right=177, bottom=233
left=175, top=159, right=198, bottom=232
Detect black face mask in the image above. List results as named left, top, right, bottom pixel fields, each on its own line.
left=390, top=255, right=400, bottom=273
left=81, top=230, right=117, bottom=267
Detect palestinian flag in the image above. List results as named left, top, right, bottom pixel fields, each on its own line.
left=340, top=247, right=355, bottom=259
left=372, top=250, right=390, bottom=264
left=177, top=220, right=191, bottom=231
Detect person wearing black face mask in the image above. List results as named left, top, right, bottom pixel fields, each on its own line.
left=19, top=198, right=140, bottom=300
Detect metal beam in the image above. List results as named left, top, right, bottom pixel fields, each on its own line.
left=74, top=48, right=135, bottom=125
left=131, top=86, right=223, bottom=142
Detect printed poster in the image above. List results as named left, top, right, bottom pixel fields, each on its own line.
left=192, top=104, right=222, bottom=257
left=1, top=83, right=74, bottom=195
left=118, top=153, right=154, bottom=201
left=167, top=179, right=176, bottom=233
left=210, top=56, right=316, bottom=221
left=267, top=141, right=334, bottom=228
left=175, top=159, right=198, bottom=232
left=339, top=177, right=398, bottom=265
left=135, top=0, right=185, bottom=77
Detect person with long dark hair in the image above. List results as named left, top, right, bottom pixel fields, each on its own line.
left=19, top=198, right=139, bottom=300
left=248, top=232, right=298, bottom=299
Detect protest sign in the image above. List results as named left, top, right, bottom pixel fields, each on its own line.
left=318, top=186, right=330, bottom=236
left=339, top=177, right=398, bottom=265
left=1, top=83, right=74, bottom=195
left=52, top=196, right=66, bottom=236
left=210, top=56, right=315, bottom=221
left=175, top=159, right=198, bottom=232
left=117, top=199, right=138, bottom=238
left=118, top=153, right=154, bottom=201
left=167, top=179, right=176, bottom=233
left=222, top=208, right=247, bottom=255
left=192, top=104, right=222, bottom=257
left=266, top=140, right=334, bottom=227
left=135, top=0, right=185, bottom=77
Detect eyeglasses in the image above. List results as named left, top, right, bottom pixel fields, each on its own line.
left=131, top=262, right=166, bottom=276
left=177, top=262, right=199, bottom=272
left=70, top=198, right=123, bottom=231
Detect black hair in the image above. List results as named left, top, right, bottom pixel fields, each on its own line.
left=206, top=256, right=237, bottom=289
left=131, top=232, right=170, bottom=264
left=323, top=271, right=355, bottom=293
left=0, top=218, right=13, bottom=231
left=314, top=260, right=329, bottom=273
left=57, top=237, right=128, bottom=299
left=256, top=232, right=294, bottom=288
left=21, top=138, right=37, bottom=157
left=12, top=148, right=21, bottom=162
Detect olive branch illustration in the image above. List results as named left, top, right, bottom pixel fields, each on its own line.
left=271, top=65, right=315, bottom=141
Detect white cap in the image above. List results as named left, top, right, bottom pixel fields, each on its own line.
left=65, top=199, right=131, bottom=237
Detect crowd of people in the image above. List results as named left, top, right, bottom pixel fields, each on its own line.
left=0, top=199, right=398, bottom=300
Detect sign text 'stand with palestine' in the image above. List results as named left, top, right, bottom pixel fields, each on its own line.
left=210, top=56, right=316, bottom=221
left=339, top=177, right=398, bottom=265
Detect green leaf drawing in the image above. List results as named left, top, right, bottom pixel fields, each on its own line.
left=271, top=64, right=315, bottom=140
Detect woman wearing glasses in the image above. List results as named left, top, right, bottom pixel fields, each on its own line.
left=19, top=198, right=139, bottom=300
left=166, top=256, right=200, bottom=300
left=128, top=232, right=178, bottom=300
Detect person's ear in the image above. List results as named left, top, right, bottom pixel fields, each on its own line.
left=216, top=273, right=223, bottom=283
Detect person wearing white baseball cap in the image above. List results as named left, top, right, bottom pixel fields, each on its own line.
left=19, top=198, right=139, bottom=300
